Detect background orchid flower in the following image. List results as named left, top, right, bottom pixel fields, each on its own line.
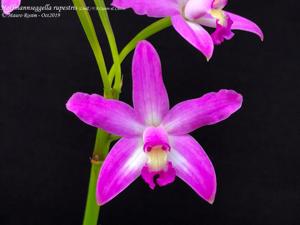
left=112, top=0, right=263, bottom=60
left=1, top=0, right=21, bottom=14
left=66, top=40, right=243, bottom=205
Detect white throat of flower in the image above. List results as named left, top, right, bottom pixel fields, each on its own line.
left=146, top=146, right=168, bottom=172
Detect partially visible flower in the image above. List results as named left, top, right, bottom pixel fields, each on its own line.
left=1, top=0, right=21, bottom=15
left=66, top=40, right=243, bottom=205
left=112, top=0, right=263, bottom=60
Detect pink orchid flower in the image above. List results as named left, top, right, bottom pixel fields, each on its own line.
left=1, top=0, right=21, bottom=14
left=112, top=0, right=263, bottom=60
left=66, top=41, right=243, bottom=205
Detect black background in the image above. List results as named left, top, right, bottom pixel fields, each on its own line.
left=1, top=0, right=299, bottom=225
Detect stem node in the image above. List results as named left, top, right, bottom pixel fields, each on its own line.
left=90, top=154, right=103, bottom=165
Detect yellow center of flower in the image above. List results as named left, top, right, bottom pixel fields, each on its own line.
left=210, top=9, right=227, bottom=26
left=146, top=146, right=168, bottom=172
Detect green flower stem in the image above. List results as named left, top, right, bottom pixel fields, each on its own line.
left=93, top=129, right=111, bottom=158
left=108, top=17, right=172, bottom=84
left=82, top=164, right=101, bottom=225
left=82, top=2, right=122, bottom=222
left=72, top=0, right=111, bottom=97
left=72, top=1, right=114, bottom=224
left=82, top=129, right=111, bottom=225
left=93, top=0, right=122, bottom=95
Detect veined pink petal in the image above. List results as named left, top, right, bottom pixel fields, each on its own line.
left=111, top=0, right=180, bottom=17
left=96, top=138, right=146, bottom=205
left=225, top=11, right=264, bottom=41
left=66, top=92, right=144, bottom=137
left=169, top=135, right=216, bottom=203
left=132, top=41, right=169, bottom=126
left=184, top=0, right=213, bottom=20
left=162, top=89, right=242, bottom=135
left=171, top=15, right=214, bottom=60
left=2, top=0, right=20, bottom=15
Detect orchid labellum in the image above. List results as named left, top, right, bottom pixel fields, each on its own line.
left=112, top=0, right=263, bottom=59
left=66, top=41, right=243, bottom=205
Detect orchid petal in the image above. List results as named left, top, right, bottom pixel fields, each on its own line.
left=112, top=0, right=180, bottom=17
left=169, top=135, right=216, bottom=203
left=1, top=0, right=20, bottom=15
left=171, top=15, right=214, bottom=60
left=225, top=11, right=264, bottom=41
left=162, top=89, right=242, bottom=135
left=132, top=41, right=169, bottom=126
left=66, top=92, right=144, bottom=137
left=212, top=0, right=227, bottom=9
left=184, top=0, right=213, bottom=20
left=96, top=138, right=146, bottom=205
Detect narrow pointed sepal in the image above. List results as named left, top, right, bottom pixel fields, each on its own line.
left=66, top=92, right=144, bottom=137
left=226, top=11, right=264, bottom=41
left=162, top=89, right=243, bottom=135
left=171, top=15, right=214, bottom=60
left=132, top=41, right=170, bottom=125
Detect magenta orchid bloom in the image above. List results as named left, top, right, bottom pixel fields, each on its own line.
left=66, top=41, right=243, bottom=205
left=112, top=0, right=263, bottom=60
left=1, top=0, right=21, bottom=14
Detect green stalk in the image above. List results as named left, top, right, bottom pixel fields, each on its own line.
left=72, top=0, right=111, bottom=97
left=71, top=1, right=113, bottom=224
left=82, top=129, right=111, bottom=225
left=93, top=129, right=111, bottom=158
left=82, top=3, right=122, bottom=222
left=94, top=0, right=122, bottom=96
left=108, top=17, right=172, bottom=83
left=82, top=164, right=100, bottom=225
